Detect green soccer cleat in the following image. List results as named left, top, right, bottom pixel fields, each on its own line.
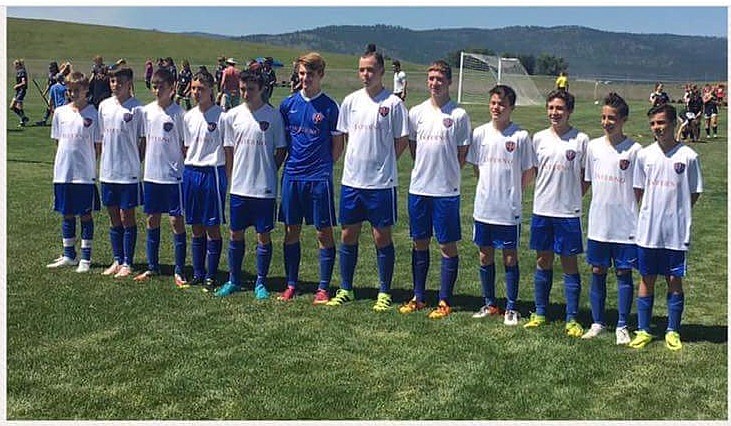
left=665, top=331, right=683, bottom=351
left=325, top=288, right=354, bottom=306
left=372, top=292, right=392, bottom=312
left=565, top=320, right=584, bottom=338
left=523, top=313, right=547, bottom=328
left=628, top=330, right=653, bottom=349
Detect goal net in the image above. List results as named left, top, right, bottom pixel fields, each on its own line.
left=457, top=52, right=544, bottom=106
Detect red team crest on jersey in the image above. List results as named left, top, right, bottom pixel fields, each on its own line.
left=312, top=112, right=324, bottom=123
left=505, top=140, right=516, bottom=152
left=163, top=122, right=174, bottom=132
left=123, top=112, right=134, bottom=123
left=379, top=106, right=390, bottom=117
left=565, top=149, right=576, bottom=161
left=674, top=162, right=686, bottom=174
left=259, top=121, right=270, bottom=131
left=443, top=118, right=454, bottom=128
left=207, top=122, right=217, bottom=132
left=83, top=117, right=93, bottom=128
left=619, top=159, right=630, bottom=170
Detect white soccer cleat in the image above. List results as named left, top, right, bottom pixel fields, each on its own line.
left=46, top=256, right=79, bottom=269
left=615, top=326, right=631, bottom=345
left=75, top=259, right=92, bottom=273
left=503, top=309, right=520, bottom=326
left=114, top=265, right=132, bottom=278
left=102, top=260, right=121, bottom=276
left=581, top=323, right=606, bottom=339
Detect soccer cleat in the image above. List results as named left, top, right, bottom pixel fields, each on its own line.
left=325, top=288, right=354, bottom=306
left=312, top=289, right=330, bottom=305
left=202, top=278, right=219, bottom=293
left=581, top=323, right=605, bottom=339
left=114, top=265, right=132, bottom=278
left=398, top=297, right=427, bottom=314
left=46, top=256, right=79, bottom=269
left=254, top=283, right=270, bottom=300
left=565, top=320, right=584, bottom=338
left=188, top=276, right=205, bottom=287
left=174, top=273, right=189, bottom=289
left=503, top=309, right=521, bottom=326
left=214, top=281, right=242, bottom=297
left=102, top=261, right=121, bottom=276
left=133, top=270, right=158, bottom=282
left=472, top=304, right=504, bottom=318
left=615, top=326, right=631, bottom=345
left=372, top=292, right=393, bottom=312
left=523, top=313, right=547, bottom=328
left=428, top=300, right=452, bottom=319
left=628, top=330, right=653, bottom=349
left=665, top=331, right=683, bottom=351
left=278, top=286, right=296, bottom=301
left=75, top=259, right=92, bottom=273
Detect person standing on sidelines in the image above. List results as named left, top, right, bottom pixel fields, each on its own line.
left=215, top=70, right=287, bottom=298
left=277, top=52, right=343, bottom=303
left=580, top=93, right=641, bottom=344
left=11, top=59, right=31, bottom=127
left=97, top=66, right=145, bottom=279
left=220, top=58, right=240, bottom=111
left=327, top=44, right=409, bottom=311
left=176, top=59, right=193, bottom=110
left=524, top=90, right=589, bottom=337
left=46, top=71, right=100, bottom=273
left=628, top=103, right=702, bottom=351
left=133, top=68, right=188, bottom=287
left=392, top=60, right=408, bottom=101
left=466, top=85, right=533, bottom=325
left=399, top=60, right=470, bottom=319
left=181, top=69, right=230, bottom=292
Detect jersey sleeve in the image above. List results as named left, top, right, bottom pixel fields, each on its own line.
left=90, top=109, right=101, bottom=145
left=520, top=131, right=535, bottom=172
left=577, top=133, right=589, bottom=169
left=633, top=151, right=646, bottom=190
left=408, top=106, right=418, bottom=142
left=175, top=112, right=185, bottom=148
left=688, top=154, right=703, bottom=194
left=51, top=108, right=61, bottom=140
left=391, top=100, right=409, bottom=139
left=223, top=111, right=235, bottom=148
left=328, top=99, right=341, bottom=136
left=455, top=110, right=471, bottom=147
left=273, top=110, right=287, bottom=149
left=336, top=97, right=350, bottom=134
left=96, top=104, right=106, bottom=143
left=465, top=127, right=480, bottom=165
left=584, top=143, right=594, bottom=182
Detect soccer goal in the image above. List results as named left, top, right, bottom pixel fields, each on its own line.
left=457, top=52, right=544, bottom=106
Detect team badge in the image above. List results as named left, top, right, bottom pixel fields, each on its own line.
left=313, top=112, right=324, bottom=123
left=619, top=159, right=630, bottom=170
left=443, top=118, right=454, bottom=128
left=505, top=141, right=516, bottom=152
left=123, top=112, right=134, bottom=123
left=379, top=106, right=390, bottom=117
left=83, top=117, right=93, bottom=128
left=207, top=122, right=217, bottom=132
left=163, top=122, right=174, bottom=132
left=674, top=162, right=686, bottom=174
left=259, top=121, right=270, bottom=131
left=565, top=149, right=576, bottom=161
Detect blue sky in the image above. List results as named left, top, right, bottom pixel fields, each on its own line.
left=6, top=6, right=728, bottom=38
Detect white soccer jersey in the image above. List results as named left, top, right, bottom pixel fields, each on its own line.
left=141, top=101, right=186, bottom=184
left=633, top=142, right=703, bottom=251
left=337, top=88, right=409, bottom=189
left=408, top=99, right=471, bottom=197
left=393, top=71, right=407, bottom=93
left=532, top=127, right=589, bottom=217
left=585, top=136, right=641, bottom=244
left=224, top=103, right=286, bottom=199
left=98, top=96, right=144, bottom=184
left=467, top=121, right=533, bottom=225
left=183, top=104, right=226, bottom=167
left=51, top=103, right=100, bottom=184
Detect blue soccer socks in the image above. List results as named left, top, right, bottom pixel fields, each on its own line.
left=439, top=255, right=459, bottom=303
left=339, top=244, right=358, bottom=291
left=257, top=242, right=273, bottom=282
left=318, top=246, right=336, bottom=290
left=206, top=238, right=223, bottom=280
left=62, top=217, right=77, bottom=260
left=173, top=232, right=187, bottom=276
left=228, top=239, right=245, bottom=286
left=616, top=272, right=634, bottom=328
left=146, top=227, right=161, bottom=272
left=564, top=273, right=581, bottom=322
left=590, top=272, right=608, bottom=325
left=283, top=242, right=301, bottom=288
left=667, top=292, right=685, bottom=333
left=534, top=268, right=553, bottom=316
left=123, top=226, right=137, bottom=266
left=505, top=263, right=520, bottom=311
left=109, top=225, right=124, bottom=264
left=479, top=263, right=496, bottom=307
left=412, top=249, right=430, bottom=303
left=376, top=244, right=395, bottom=293
left=191, top=235, right=206, bottom=279
left=80, top=219, right=94, bottom=261
left=636, top=295, right=654, bottom=333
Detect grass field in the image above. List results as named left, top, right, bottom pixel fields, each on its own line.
left=5, top=18, right=728, bottom=420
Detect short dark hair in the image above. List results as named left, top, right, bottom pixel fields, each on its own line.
left=192, top=69, right=214, bottom=87
left=647, top=103, right=677, bottom=125
left=392, top=60, right=401, bottom=67
left=427, top=60, right=452, bottom=81
left=603, top=92, right=629, bottom=119
left=546, top=89, right=575, bottom=112
left=151, top=68, right=175, bottom=86
left=109, top=66, right=133, bottom=81
left=361, top=43, right=384, bottom=70
left=239, top=70, right=265, bottom=89
left=489, top=85, right=517, bottom=107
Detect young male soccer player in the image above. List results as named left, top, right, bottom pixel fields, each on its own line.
left=327, top=45, right=409, bottom=310
left=581, top=93, right=641, bottom=344
left=47, top=74, right=68, bottom=116
left=392, top=60, right=408, bottom=101
left=525, top=90, right=589, bottom=337
left=215, top=70, right=287, bottom=298
left=133, top=68, right=188, bottom=286
left=181, top=69, right=230, bottom=292
left=97, top=66, right=145, bottom=279
left=46, top=71, right=100, bottom=273
left=629, top=103, right=702, bottom=351
left=11, top=59, right=31, bottom=127
left=399, top=60, right=470, bottom=319
left=466, top=85, right=533, bottom=325
left=278, top=52, right=343, bottom=303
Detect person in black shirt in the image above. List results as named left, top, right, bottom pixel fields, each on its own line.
left=11, top=59, right=30, bottom=127
left=176, top=59, right=193, bottom=110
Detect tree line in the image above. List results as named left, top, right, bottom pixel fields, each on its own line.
left=446, top=48, right=568, bottom=76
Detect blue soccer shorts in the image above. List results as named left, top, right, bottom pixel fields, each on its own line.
left=637, top=246, right=687, bottom=277
left=586, top=239, right=638, bottom=270
left=408, top=193, right=461, bottom=244
left=473, top=220, right=520, bottom=250
left=529, top=214, right=583, bottom=256
left=279, top=175, right=336, bottom=230
left=183, top=165, right=227, bottom=226
left=143, top=181, right=184, bottom=216
left=54, top=183, right=100, bottom=215
left=230, top=194, right=276, bottom=234
left=101, top=182, right=143, bottom=210
left=339, top=185, right=397, bottom=229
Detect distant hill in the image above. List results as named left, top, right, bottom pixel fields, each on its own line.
left=241, top=25, right=727, bottom=81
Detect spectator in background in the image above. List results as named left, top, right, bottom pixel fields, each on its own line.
left=89, top=55, right=111, bottom=108
left=289, top=61, right=302, bottom=93
left=702, top=84, right=719, bottom=139
left=219, top=57, right=240, bottom=111
left=715, top=83, right=725, bottom=107
left=11, top=58, right=31, bottom=127
left=555, top=71, right=569, bottom=92
left=649, top=82, right=670, bottom=107
left=144, top=58, right=154, bottom=90
left=392, top=60, right=408, bottom=101
left=176, top=59, right=193, bottom=110
left=261, top=57, right=277, bottom=104
left=36, top=61, right=61, bottom=126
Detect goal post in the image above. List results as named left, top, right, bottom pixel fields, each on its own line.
left=457, top=51, right=544, bottom=106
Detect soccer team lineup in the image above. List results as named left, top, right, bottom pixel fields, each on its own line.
left=14, top=44, right=706, bottom=352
